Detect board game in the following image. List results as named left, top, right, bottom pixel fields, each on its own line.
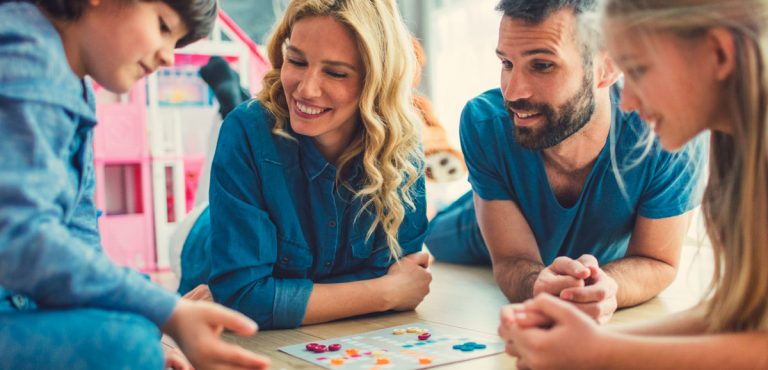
left=279, top=323, right=505, bottom=369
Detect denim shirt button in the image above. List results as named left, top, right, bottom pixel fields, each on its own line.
left=324, top=261, right=332, bottom=267
left=281, top=257, right=289, bottom=264
left=328, top=220, right=337, bottom=228
left=11, top=294, right=27, bottom=310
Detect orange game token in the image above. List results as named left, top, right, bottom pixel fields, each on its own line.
left=375, top=357, right=391, bottom=365
left=419, top=357, right=433, bottom=365
left=330, top=358, right=345, bottom=366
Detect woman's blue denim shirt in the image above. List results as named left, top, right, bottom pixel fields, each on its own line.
left=0, top=2, right=177, bottom=325
left=183, top=101, right=428, bottom=329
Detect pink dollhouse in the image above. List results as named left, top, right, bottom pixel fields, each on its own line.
left=93, top=11, right=269, bottom=271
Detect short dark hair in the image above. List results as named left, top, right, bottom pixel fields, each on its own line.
left=495, top=0, right=596, bottom=24
left=35, top=0, right=217, bottom=47
left=495, top=0, right=598, bottom=64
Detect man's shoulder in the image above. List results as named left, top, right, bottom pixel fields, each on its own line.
left=464, top=88, right=508, bottom=120
left=461, top=88, right=510, bottom=137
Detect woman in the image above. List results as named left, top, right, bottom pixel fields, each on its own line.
left=179, top=0, right=432, bottom=330
left=0, top=1, right=270, bottom=369
left=498, top=1, right=768, bottom=369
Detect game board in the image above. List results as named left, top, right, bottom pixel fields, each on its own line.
left=279, top=323, right=505, bottom=369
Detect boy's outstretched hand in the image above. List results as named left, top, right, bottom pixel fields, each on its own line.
left=162, top=299, right=271, bottom=370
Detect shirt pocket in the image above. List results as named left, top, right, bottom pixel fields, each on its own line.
left=275, top=236, right=313, bottom=278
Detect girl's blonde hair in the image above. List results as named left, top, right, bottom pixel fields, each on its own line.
left=602, top=0, right=768, bottom=332
left=258, top=0, right=423, bottom=259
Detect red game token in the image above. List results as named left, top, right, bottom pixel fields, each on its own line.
left=328, top=343, right=342, bottom=351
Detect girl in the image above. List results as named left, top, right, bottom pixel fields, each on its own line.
left=498, top=1, right=768, bottom=369
left=178, top=0, right=432, bottom=329
left=0, top=1, right=270, bottom=369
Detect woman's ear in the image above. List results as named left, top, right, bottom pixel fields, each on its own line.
left=596, top=51, right=621, bottom=89
left=707, top=27, right=736, bottom=81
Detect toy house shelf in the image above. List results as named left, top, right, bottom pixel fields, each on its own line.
left=93, top=10, right=269, bottom=271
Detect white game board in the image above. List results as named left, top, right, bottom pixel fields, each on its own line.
left=279, top=322, right=505, bottom=369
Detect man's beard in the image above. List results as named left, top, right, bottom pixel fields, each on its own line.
left=506, top=73, right=596, bottom=150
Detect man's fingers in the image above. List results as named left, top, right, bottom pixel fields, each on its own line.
left=536, top=273, right=584, bottom=295
left=549, top=257, right=590, bottom=279
left=576, top=254, right=599, bottom=269
left=560, top=284, right=607, bottom=303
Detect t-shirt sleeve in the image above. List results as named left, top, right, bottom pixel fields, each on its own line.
left=459, top=99, right=513, bottom=201
left=638, top=134, right=708, bottom=218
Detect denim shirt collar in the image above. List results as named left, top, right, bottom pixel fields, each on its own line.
left=298, top=135, right=334, bottom=182
left=297, top=134, right=363, bottom=183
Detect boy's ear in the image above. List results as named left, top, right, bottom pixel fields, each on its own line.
left=89, top=0, right=101, bottom=6
left=707, top=27, right=736, bottom=81
left=595, top=51, right=621, bottom=89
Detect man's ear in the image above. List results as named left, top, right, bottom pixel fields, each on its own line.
left=595, top=51, right=621, bottom=89
left=707, top=27, right=736, bottom=81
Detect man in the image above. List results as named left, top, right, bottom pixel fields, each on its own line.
left=426, top=0, right=705, bottom=323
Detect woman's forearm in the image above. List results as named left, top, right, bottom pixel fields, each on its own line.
left=302, top=277, right=390, bottom=325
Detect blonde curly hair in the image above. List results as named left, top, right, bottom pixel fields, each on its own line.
left=257, top=0, right=423, bottom=259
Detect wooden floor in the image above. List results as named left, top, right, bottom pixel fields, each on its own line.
left=173, top=244, right=712, bottom=370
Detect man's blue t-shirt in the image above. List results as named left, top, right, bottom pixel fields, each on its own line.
left=460, top=88, right=706, bottom=265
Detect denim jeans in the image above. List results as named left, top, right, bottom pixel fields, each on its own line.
left=424, top=191, right=492, bottom=265
left=0, top=295, right=164, bottom=370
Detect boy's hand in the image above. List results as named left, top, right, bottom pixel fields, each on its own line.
left=162, top=299, right=271, bottom=370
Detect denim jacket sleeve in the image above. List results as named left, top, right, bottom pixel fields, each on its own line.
left=207, top=106, right=313, bottom=330
left=0, top=98, right=178, bottom=327
left=319, top=164, right=429, bottom=284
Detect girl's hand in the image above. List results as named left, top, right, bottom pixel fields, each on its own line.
left=499, top=294, right=605, bottom=370
left=381, top=252, right=432, bottom=311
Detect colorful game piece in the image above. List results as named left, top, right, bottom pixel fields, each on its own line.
left=313, top=344, right=328, bottom=353
left=375, top=357, right=391, bottom=365
left=419, top=357, right=433, bottom=365
left=330, top=358, right=345, bottom=366
left=406, top=327, right=420, bottom=333
left=345, top=348, right=359, bottom=356
left=328, top=343, right=342, bottom=352
left=418, top=332, right=431, bottom=340
left=392, top=328, right=406, bottom=335
left=452, top=342, right=487, bottom=352
left=371, top=351, right=385, bottom=357
left=306, top=343, right=319, bottom=351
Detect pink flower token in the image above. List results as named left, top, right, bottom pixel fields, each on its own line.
left=328, top=343, right=342, bottom=351
left=418, top=333, right=432, bottom=340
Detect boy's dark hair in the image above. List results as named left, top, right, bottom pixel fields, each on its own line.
left=495, top=0, right=596, bottom=23
left=35, top=0, right=217, bottom=47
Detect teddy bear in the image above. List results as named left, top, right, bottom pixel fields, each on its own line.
left=411, top=38, right=467, bottom=184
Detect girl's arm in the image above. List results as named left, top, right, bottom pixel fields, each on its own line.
left=597, top=330, right=768, bottom=370
left=608, top=304, right=709, bottom=336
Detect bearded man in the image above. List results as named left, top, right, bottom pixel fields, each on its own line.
left=425, top=0, right=706, bottom=323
